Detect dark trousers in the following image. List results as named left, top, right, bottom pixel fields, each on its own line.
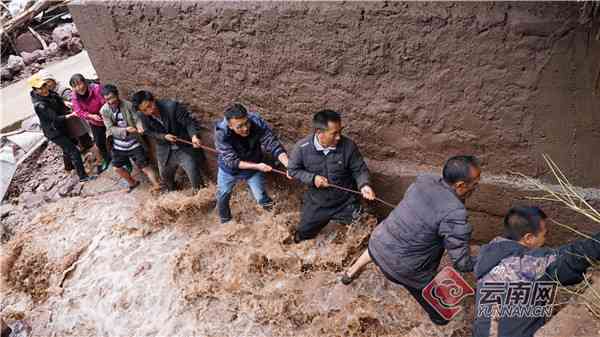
left=90, top=124, right=110, bottom=162
left=77, top=133, right=94, bottom=152
left=52, top=135, right=87, bottom=179
left=296, top=192, right=360, bottom=241
left=368, top=246, right=449, bottom=326
left=158, top=149, right=205, bottom=191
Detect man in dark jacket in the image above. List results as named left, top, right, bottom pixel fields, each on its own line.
left=28, top=74, right=94, bottom=182
left=132, top=90, right=205, bottom=191
left=214, top=103, right=288, bottom=223
left=341, top=155, right=481, bottom=325
left=288, top=109, right=375, bottom=243
left=473, top=206, right=600, bottom=337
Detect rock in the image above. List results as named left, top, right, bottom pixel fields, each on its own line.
left=0, top=203, right=15, bottom=219
left=15, top=31, right=44, bottom=53
left=535, top=273, right=600, bottom=337
left=6, top=55, right=25, bottom=74
left=0, top=318, right=11, bottom=337
left=39, top=180, right=58, bottom=192
left=58, top=180, right=76, bottom=197
left=20, top=50, right=45, bottom=66
left=66, top=37, right=83, bottom=55
left=0, top=67, right=13, bottom=81
left=19, top=192, right=44, bottom=209
left=48, top=42, right=59, bottom=54
left=41, top=43, right=59, bottom=58
left=52, top=23, right=79, bottom=48
left=7, top=320, right=31, bottom=337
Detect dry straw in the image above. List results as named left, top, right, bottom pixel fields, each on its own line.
left=515, top=154, right=600, bottom=319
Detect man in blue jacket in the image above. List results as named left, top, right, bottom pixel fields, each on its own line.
left=214, top=103, right=289, bottom=223
left=473, top=206, right=600, bottom=337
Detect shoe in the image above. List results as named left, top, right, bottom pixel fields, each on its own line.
left=261, top=201, right=274, bottom=212
left=220, top=217, right=232, bottom=224
left=293, top=232, right=303, bottom=244
left=340, top=272, right=356, bottom=285
left=101, top=160, right=111, bottom=171
left=124, top=161, right=133, bottom=174
left=79, top=175, right=97, bottom=183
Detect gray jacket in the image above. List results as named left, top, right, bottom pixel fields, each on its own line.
left=368, top=174, right=477, bottom=288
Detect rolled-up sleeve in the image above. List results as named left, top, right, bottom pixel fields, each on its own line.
left=439, top=208, right=477, bottom=272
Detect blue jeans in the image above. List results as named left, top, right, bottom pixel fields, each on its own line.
left=216, top=168, right=272, bottom=222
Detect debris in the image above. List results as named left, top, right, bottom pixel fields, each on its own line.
left=14, top=31, right=43, bottom=53
left=0, top=67, right=13, bottom=81
left=19, top=50, right=44, bottom=66
left=6, top=55, right=24, bottom=74
left=1, top=0, right=68, bottom=41
left=51, top=22, right=81, bottom=54
left=4, top=320, right=31, bottom=337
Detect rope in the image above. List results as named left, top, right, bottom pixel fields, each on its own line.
left=174, top=137, right=396, bottom=209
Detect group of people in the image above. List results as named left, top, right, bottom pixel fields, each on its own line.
left=27, top=71, right=599, bottom=337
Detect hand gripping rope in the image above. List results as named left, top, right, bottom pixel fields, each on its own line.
left=173, top=137, right=396, bottom=209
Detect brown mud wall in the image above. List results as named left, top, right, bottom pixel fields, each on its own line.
left=69, top=1, right=600, bottom=243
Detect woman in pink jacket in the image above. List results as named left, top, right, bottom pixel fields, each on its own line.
left=70, top=74, right=110, bottom=174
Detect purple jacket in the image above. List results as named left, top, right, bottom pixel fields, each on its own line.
left=71, top=83, right=105, bottom=127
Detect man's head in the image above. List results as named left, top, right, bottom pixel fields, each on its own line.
left=28, top=74, right=49, bottom=97
left=131, top=90, right=158, bottom=116
left=38, top=70, right=57, bottom=91
left=313, top=109, right=342, bottom=148
left=101, top=84, right=120, bottom=107
left=504, top=206, right=548, bottom=249
left=442, top=155, right=481, bottom=201
left=225, top=103, right=250, bottom=137
left=69, top=73, right=88, bottom=96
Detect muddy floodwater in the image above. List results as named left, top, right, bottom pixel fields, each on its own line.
left=1, top=177, right=474, bottom=337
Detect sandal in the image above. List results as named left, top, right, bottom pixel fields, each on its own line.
left=127, top=180, right=140, bottom=193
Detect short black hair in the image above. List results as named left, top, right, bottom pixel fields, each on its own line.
left=442, top=155, right=480, bottom=184
left=225, top=103, right=248, bottom=120
left=69, top=73, right=87, bottom=87
left=504, top=206, right=547, bottom=241
left=313, top=109, right=341, bottom=130
left=101, top=84, right=119, bottom=97
left=131, top=90, right=155, bottom=111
